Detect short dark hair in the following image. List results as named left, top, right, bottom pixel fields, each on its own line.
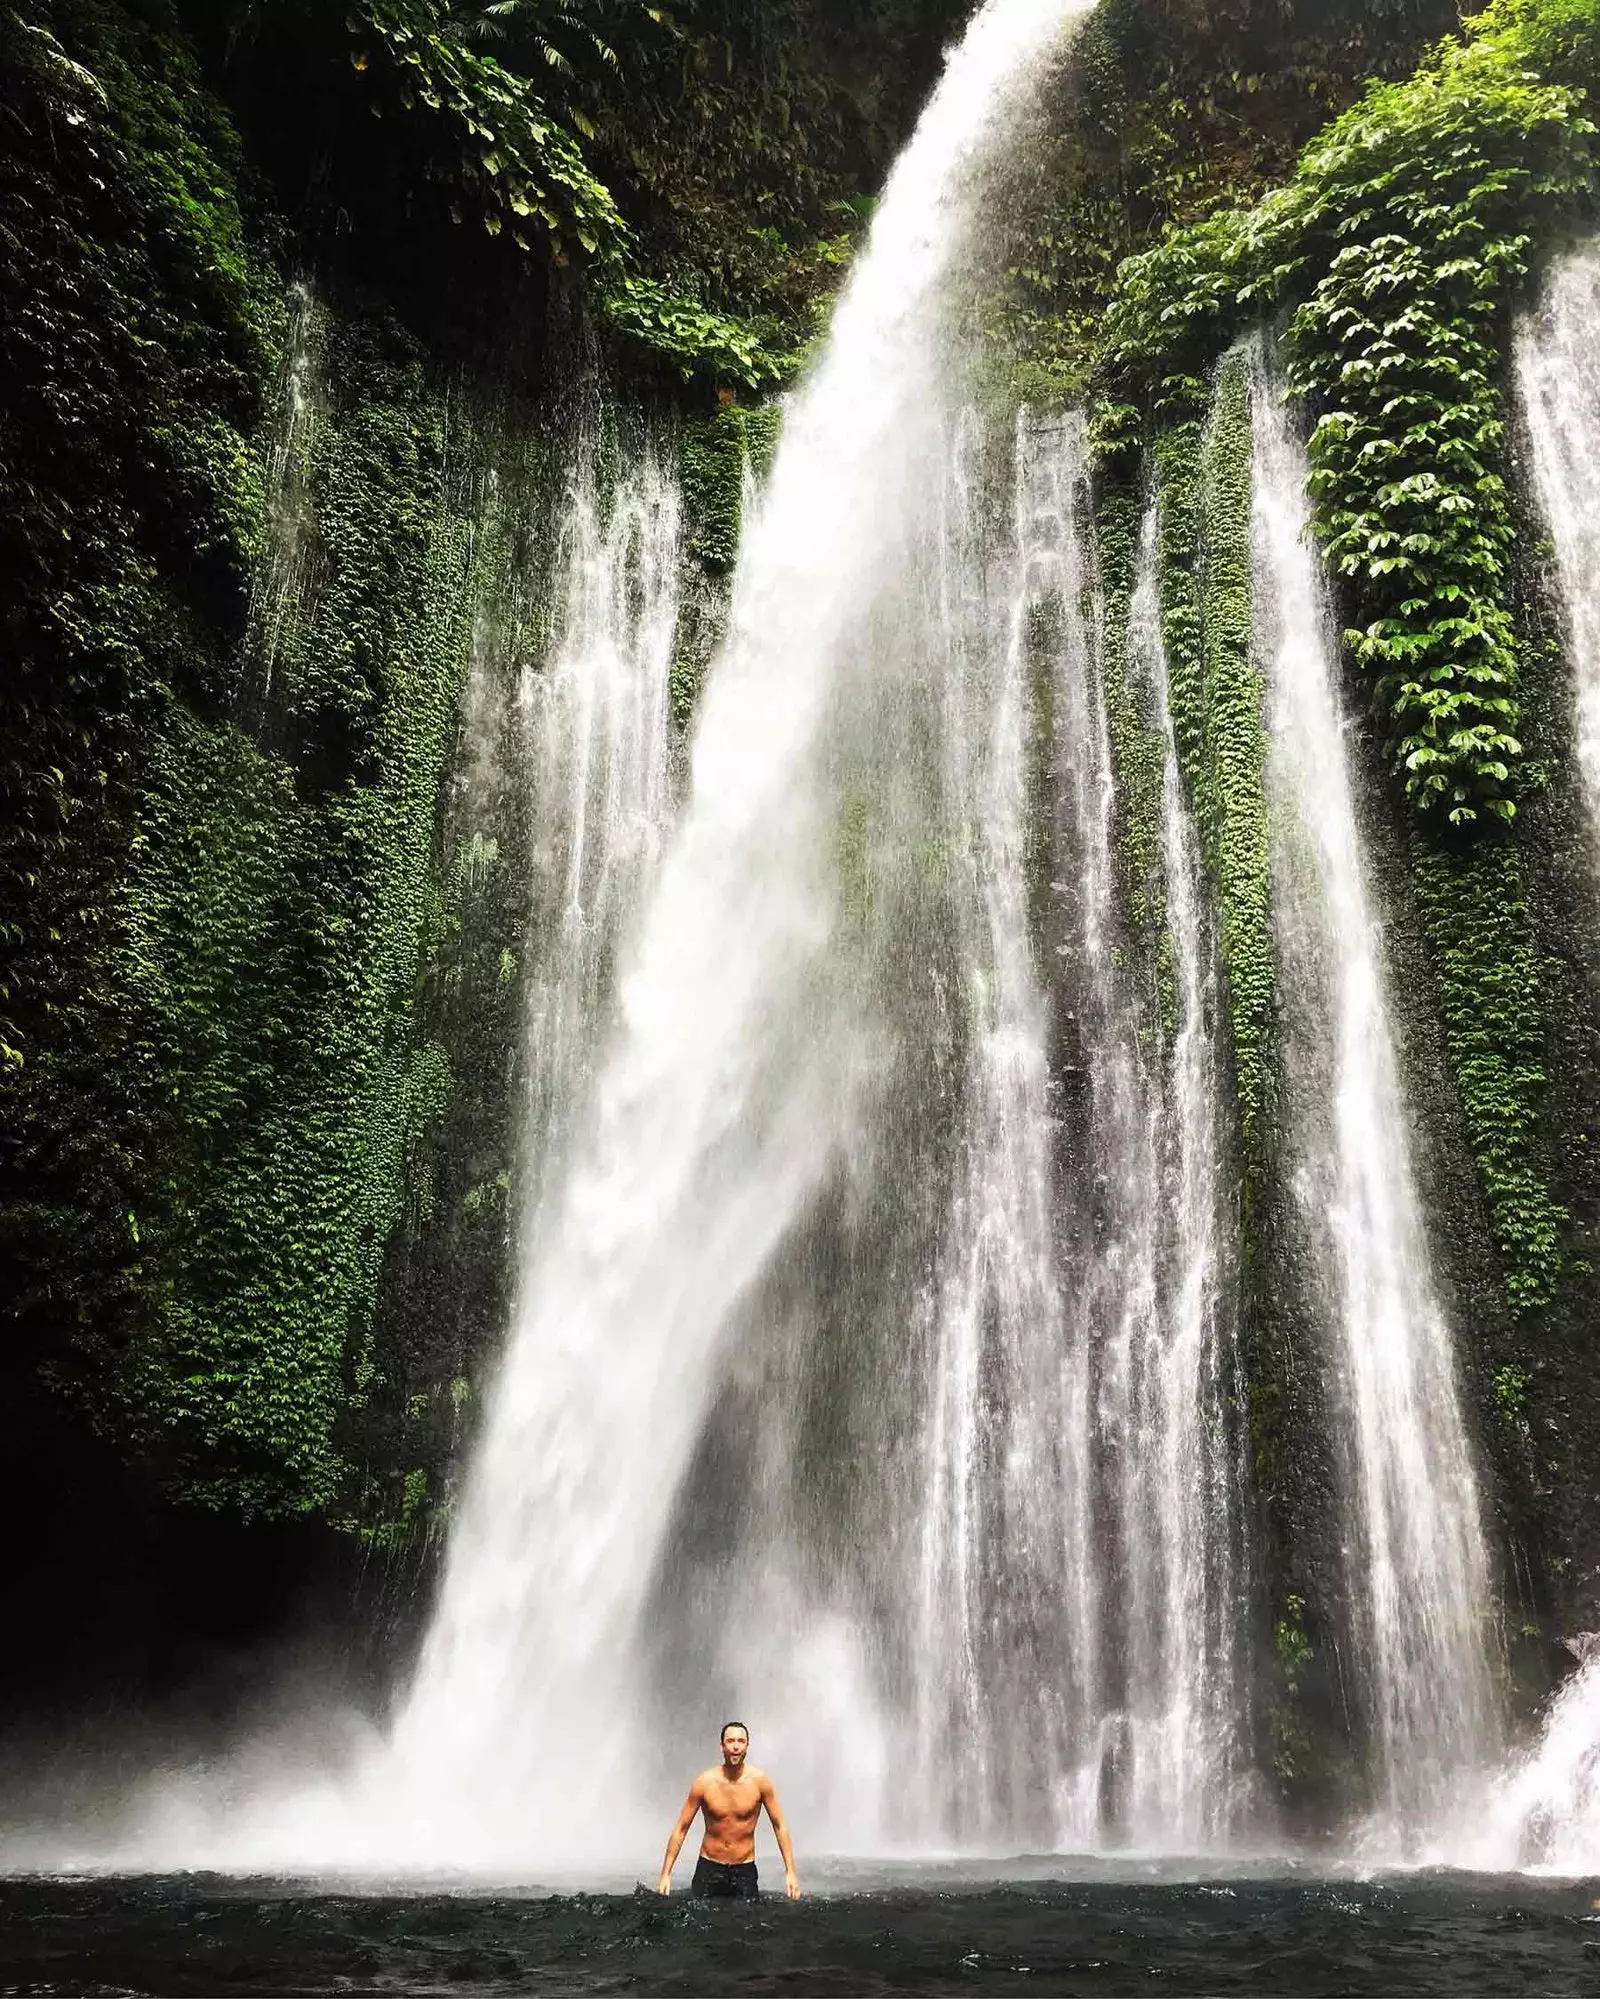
left=720, top=1720, right=749, bottom=1741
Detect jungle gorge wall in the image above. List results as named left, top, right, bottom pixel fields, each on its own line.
left=0, top=0, right=965, bottom=1711
left=7, top=0, right=1600, bottom=1823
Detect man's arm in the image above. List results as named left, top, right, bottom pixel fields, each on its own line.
left=657, top=1781, right=703, bottom=1895
left=760, top=1775, right=801, bottom=1899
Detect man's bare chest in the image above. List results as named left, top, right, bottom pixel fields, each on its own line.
left=702, top=1779, right=760, bottom=1825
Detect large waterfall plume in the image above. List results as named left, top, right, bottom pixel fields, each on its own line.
left=379, top=0, right=1107, bottom=1866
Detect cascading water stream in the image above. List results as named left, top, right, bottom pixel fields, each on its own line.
left=520, top=448, right=680, bottom=1211
left=1118, top=501, right=1247, bottom=1848
left=911, top=412, right=1101, bottom=1849
left=246, top=281, right=325, bottom=703
left=1474, top=238, right=1600, bottom=1873
left=1246, top=348, right=1500, bottom=1839
left=908, top=429, right=1246, bottom=1853
left=1516, top=243, right=1600, bottom=838
left=377, top=0, right=1102, bottom=1866
left=1467, top=1650, right=1600, bottom=1871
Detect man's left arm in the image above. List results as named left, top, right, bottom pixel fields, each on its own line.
left=760, top=1775, right=801, bottom=1899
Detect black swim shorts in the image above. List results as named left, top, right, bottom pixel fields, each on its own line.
left=691, top=1856, right=760, bottom=1900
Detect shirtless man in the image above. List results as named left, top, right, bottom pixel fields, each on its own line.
left=656, top=1723, right=801, bottom=1900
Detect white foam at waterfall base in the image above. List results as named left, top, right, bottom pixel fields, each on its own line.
left=1462, top=1655, right=1600, bottom=1873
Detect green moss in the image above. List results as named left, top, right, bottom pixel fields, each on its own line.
left=988, top=0, right=1461, bottom=402
left=104, top=311, right=485, bottom=1515
left=679, top=400, right=781, bottom=574
left=1156, top=360, right=1276, bottom=1151
left=1410, top=837, right=1566, bottom=1313
left=0, top=2, right=510, bottom=1518
left=1083, top=1, right=1590, bottom=1330
left=1096, top=482, right=1167, bottom=934
left=673, top=399, right=784, bottom=725
left=1493, top=1362, right=1532, bottom=1424
left=1268, top=1592, right=1318, bottom=1784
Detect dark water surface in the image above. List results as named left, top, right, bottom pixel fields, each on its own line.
left=2, top=1866, right=1598, bottom=1996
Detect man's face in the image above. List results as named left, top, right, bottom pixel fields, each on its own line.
left=721, top=1728, right=749, bottom=1768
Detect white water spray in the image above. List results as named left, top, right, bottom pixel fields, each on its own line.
left=1247, top=349, right=1500, bottom=1839
left=1468, top=1651, right=1600, bottom=1872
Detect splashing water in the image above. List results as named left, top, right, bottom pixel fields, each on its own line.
left=1467, top=1652, right=1600, bottom=1873
left=1246, top=347, right=1500, bottom=1842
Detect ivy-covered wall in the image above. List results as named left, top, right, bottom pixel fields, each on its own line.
left=0, top=0, right=966, bottom=1705
left=1036, top=0, right=1600, bottom=1812
left=9, top=0, right=1600, bottom=1807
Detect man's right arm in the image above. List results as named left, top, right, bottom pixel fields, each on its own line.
left=657, top=1782, right=702, bottom=1895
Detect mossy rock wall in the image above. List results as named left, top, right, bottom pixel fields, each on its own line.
left=1063, top=0, right=1600, bottom=1808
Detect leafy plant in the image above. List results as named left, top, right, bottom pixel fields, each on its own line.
left=599, top=274, right=784, bottom=385
left=352, top=0, right=633, bottom=259
left=1096, top=0, right=1600, bottom=826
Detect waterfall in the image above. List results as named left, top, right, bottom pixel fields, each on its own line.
left=520, top=448, right=680, bottom=1212
left=376, top=0, right=1101, bottom=1866
left=1118, top=499, right=1248, bottom=1847
left=905, top=434, right=1246, bottom=1851
left=246, top=281, right=326, bottom=704
left=1517, top=243, right=1600, bottom=836
left=378, top=438, right=683, bottom=1855
left=911, top=413, right=1101, bottom=1849
left=1246, top=348, right=1500, bottom=1837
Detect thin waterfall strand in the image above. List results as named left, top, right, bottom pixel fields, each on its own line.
left=913, top=413, right=1099, bottom=1849
left=1120, top=500, right=1246, bottom=1848
left=1248, top=348, right=1499, bottom=1837
left=1517, top=244, right=1600, bottom=837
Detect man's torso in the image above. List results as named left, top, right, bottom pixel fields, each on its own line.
left=697, top=1765, right=764, bottom=1864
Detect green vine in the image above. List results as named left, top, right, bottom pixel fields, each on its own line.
left=599, top=275, right=785, bottom=389
left=1410, top=838, right=1565, bottom=1312
left=110, top=313, right=481, bottom=1514
left=354, top=0, right=631, bottom=261
left=1098, top=0, right=1600, bottom=827
left=1096, top=481, right=1167, bottom=937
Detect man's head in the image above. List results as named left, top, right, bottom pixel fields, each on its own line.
left=720, top=1722, right=749, bottom=1768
